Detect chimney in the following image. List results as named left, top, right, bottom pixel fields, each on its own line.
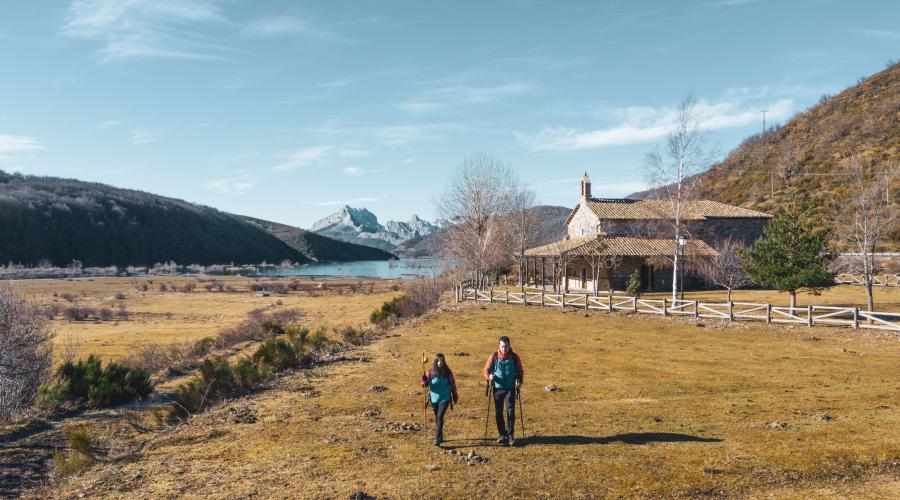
left=580, top=172, right=591, bottom=200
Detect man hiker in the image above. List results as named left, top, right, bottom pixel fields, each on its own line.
left=420, top=353, right=459, bottom=446
left=483, top=336, right=524, bottom=446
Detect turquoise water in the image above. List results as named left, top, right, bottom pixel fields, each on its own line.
left=258, top=258, right=447, bottom=280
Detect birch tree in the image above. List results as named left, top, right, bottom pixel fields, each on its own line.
left=697, top=238, right=751, bottom=302
left=833, top=156, right=898, bottom=312
left=0, top=285, right=54, bottom=422
left=644, top=94, right=710, bottom=301
left=508, top=187, right=537, bottom=292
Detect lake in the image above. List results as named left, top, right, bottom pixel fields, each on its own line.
left=257, top=258, right=448, bottom=280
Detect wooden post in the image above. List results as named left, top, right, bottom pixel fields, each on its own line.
left=608, top=293, right=613, bottom=313
left=662, top=299, right=667, bottom=316
left=540, top=290, right=545, bottom=306
left=852, top=307, right=859, bottom=329
left=693, top=300, right=699, bottom=319
left=490, top=286, right=494, bottom=303
left=505, top=290, right=509, bottom=304
left=540, top=257, right=545, bottom=291
left=632, top=296, right=637, bottom=314
left=766, top=303, right=771, bottom=324
left=807, top=305, right=813, bottom=327
left=455, top=285, right=460, bottom=303
left=728, top=301, right=733, bottom=321
left=584, top=293, right=589, bottom=310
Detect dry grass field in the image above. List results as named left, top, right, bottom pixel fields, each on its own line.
left=31, top=286, right=900, bottom=499
left=6, top=276, right=401, bottom=362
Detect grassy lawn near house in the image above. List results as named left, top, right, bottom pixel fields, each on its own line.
left=39, top=298, right=900, bottom=498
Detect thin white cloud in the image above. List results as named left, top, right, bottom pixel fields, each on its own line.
left=399, top=83, right=532, bottom=114
left=342, top=166, right=363, bottom=176
left=63, top=0, right=234, bottom=62
left=97, top=119, right=121, bottom=128
left=130, top=129, right=161, bottom=145
left=204, top=176, right=254, bottom=195
left=0, top=134, right=46, bottom=153
left=847, top=28, right=900, bottom=40
left=242, top=14, right=337, bottom=40
left=311, top=197, right=380, bottom=207
left=517, top=97, right=794, bottom=151
left=273, top=145, right=331, bottom=171
left=337, top=148, right=370, bottom=158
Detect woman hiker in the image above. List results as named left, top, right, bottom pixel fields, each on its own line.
left=419, top=353, right=459, bottom=446
left=483, top=335, right=524, bottom=446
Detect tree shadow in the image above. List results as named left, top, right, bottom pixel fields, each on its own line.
left=440, top=432, right=722, bottom=450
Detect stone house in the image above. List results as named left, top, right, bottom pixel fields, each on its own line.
left=522, top=173, right=771, bottom=293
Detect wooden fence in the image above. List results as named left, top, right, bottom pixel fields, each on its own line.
left=456, top=287, right=900, bottom=332
left=834, top=274, right=900, bottom=287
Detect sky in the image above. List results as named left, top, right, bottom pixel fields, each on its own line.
left=0, top=1, right=897, bottom=228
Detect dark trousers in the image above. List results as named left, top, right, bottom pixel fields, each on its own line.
left=431, top=401, right=450, bottom=440
left=493, top=388, right=516, bottom=437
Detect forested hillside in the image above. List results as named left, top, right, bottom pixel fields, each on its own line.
left=0, top=172, right=309, bottom=267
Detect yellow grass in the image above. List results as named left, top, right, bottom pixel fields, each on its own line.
left=6, top=276, right=400, bottom=361
left=37, top=293, right=900, bottom=498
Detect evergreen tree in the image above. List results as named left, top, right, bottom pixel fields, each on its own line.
left=742, top=205, right=833, bottom=308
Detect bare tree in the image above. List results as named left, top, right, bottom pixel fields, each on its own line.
left=579, top=239, right=622, bottom=295
left=508, top=187, right=537, bottom=292
left=0, top=285, right=54, bottom=422
left=697, top=238, right=751, bottom=302
left=644, top=94, right=710, bottom=301
left=833, top=155, right=899, bottom=312
left=436, top=153, right=517, bottom=287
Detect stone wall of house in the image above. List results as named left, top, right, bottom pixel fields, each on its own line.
left=567, top=205, right=601, bottom=238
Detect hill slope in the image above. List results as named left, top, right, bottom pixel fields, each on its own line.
left=0, top=172, right=394, bottom=267
left=634, top=63, right=899, bottom=244
left=240, top=216, right=396, bottom=262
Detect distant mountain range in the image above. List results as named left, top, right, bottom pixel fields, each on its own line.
left=328, top=205, right=572, bottom=258
left=0, top=171, right=393, bottom=267
left=310, top=206, right=440, bottom=253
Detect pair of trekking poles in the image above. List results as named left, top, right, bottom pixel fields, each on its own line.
left=483, top=379, right=525, bottom=440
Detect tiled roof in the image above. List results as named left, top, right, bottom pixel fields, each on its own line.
left=524, top=236, right=717, bottom=258
left=564, top=198, right=771, bottom=225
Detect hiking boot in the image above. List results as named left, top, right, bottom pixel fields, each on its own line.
left=507, top=436, right=516, bottom=447
left=433, top=437, right=442, bottom=446
left=496, top=435, right=508, bottom=444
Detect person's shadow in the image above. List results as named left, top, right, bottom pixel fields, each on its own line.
left=442, top=432, right=722, bottom=449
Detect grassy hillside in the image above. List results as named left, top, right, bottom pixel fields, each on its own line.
left=0, top=171, right=310, bottom=267
left=699, top=63, right=899, bottom=244
left=240, top=216, right=396, bottom=262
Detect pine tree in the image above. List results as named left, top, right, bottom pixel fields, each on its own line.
left=742, top=205, right=833, bottom=308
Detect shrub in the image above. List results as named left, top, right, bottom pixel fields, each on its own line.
left=308, top=326, right=331, bottom=352
left=0, top=286, right=54, bottom=422
left=48, top=355, right=152, bottom=407
left=115, top=292, right=126, bottom=300
left=171, top=357, right=241, bottom=419
left=370, top=298, right=400, bottom=326
left=626, top=269, right=642, bottom=298
left=335, top=325, right=370, bottom=346
left=116, top=303, right=129, bottom=320
left=182, top=281, right=196, bottom=293
left=158, top=283, right=168, bottom=292
left=53, top=424, right=96, bottom=477
left=98, top=307, right=114, bottom=321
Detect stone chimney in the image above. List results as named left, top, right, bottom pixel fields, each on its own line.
left=580, top=172, right=591, bottom=200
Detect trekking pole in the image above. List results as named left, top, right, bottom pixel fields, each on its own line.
left=421, top=352, right=429, bottom=421
left=483, top=380, right=492, bottom=440
left=517, top=386, right=526, bottom=437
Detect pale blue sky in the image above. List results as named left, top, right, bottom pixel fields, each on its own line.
left=0, top=1, right=897, bottom=227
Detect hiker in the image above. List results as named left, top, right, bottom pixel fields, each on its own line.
left=420, top=353, right=459, bottom=446
left=484, top=335, right=524, bottom=446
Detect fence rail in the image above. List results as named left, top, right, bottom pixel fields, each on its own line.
left=456, top=287, right=900, bottom=332
left=834, top=274, right=900, bottom=287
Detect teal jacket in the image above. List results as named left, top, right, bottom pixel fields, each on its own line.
left=420, top=370, right=459, bottom=404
